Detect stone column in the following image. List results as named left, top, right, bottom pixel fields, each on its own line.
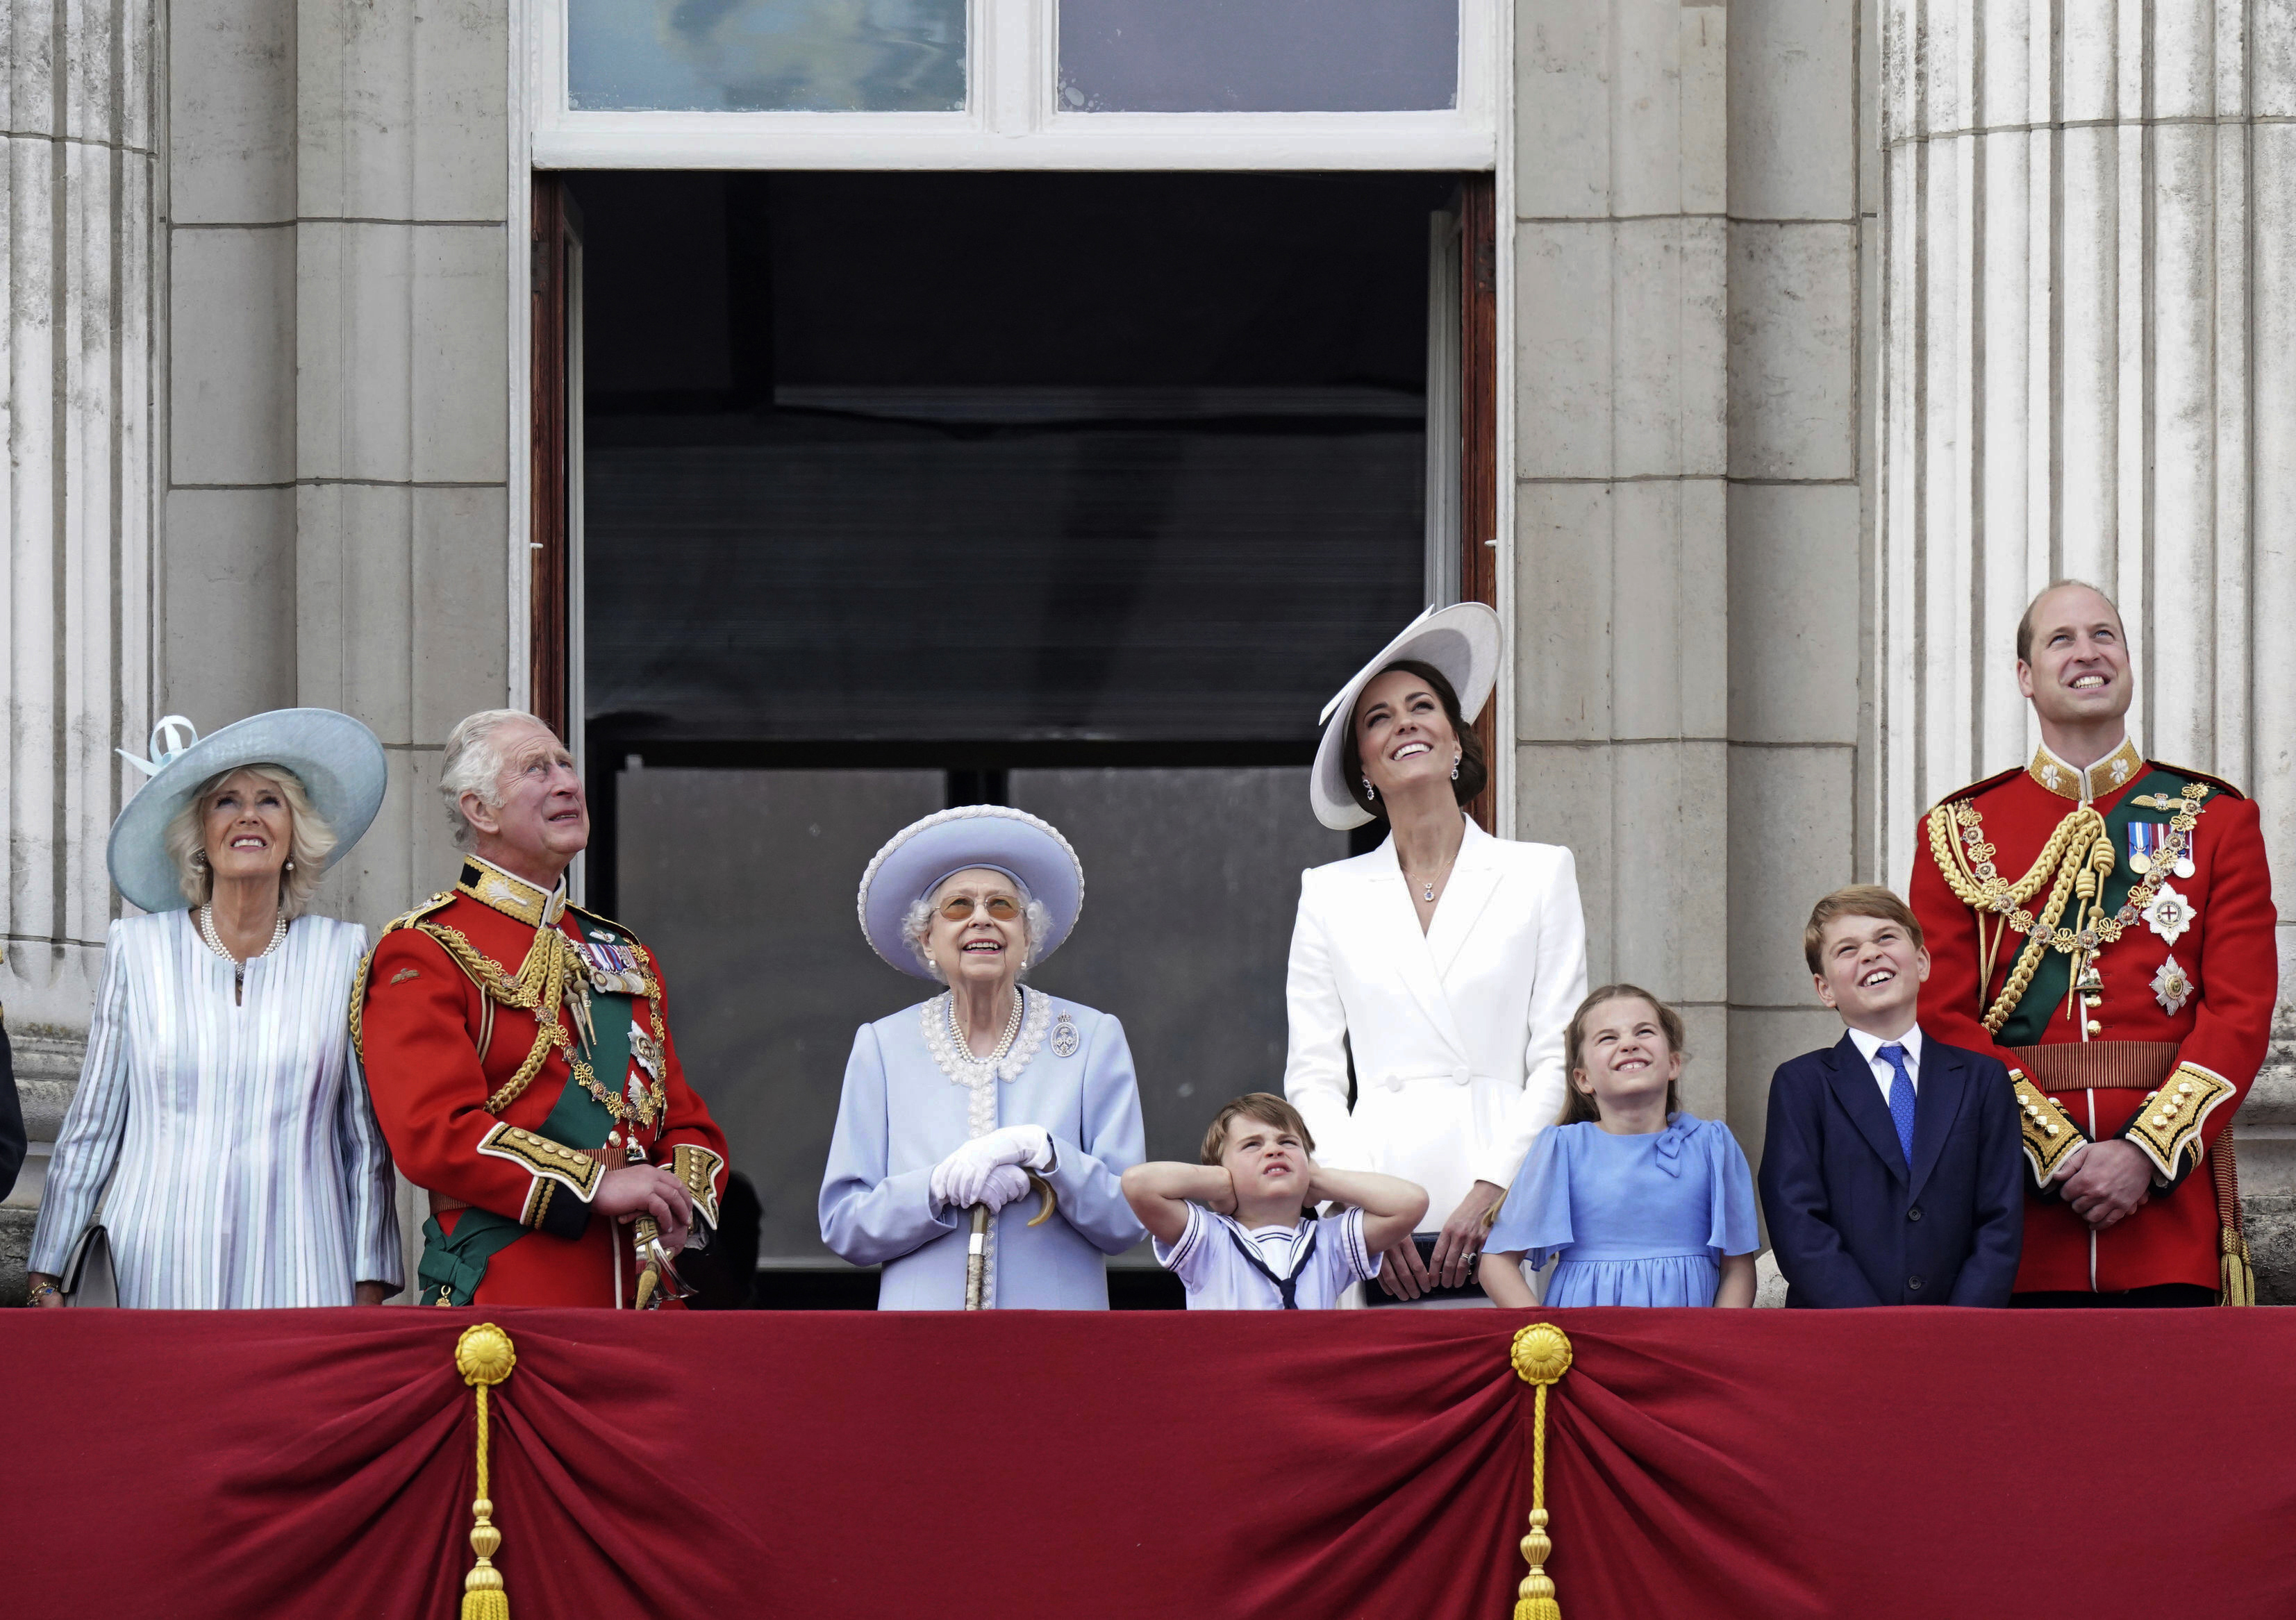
left=1513, top=1, right=1732, bottom=1118
left=1, top=0, right=160, bottom=1288
left=1877, top=2, right=2296, bottom=1286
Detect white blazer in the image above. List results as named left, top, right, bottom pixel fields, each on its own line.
left=1283, top=817, right=1589, bottom=1229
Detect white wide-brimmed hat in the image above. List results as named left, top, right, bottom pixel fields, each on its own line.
left=1310, top=602, right=1502, bottom=830
left=856, top=805, right=1085, bottom=980
left=106, top=710, right=389, bottom=913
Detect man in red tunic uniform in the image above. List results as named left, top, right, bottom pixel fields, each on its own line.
left=1909, top=581, right=2272, bottom=1305
left=356, top=710, right=729, bottom=1307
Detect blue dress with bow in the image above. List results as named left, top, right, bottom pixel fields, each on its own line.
left=1485, top=1114, right=1758, bottom=1307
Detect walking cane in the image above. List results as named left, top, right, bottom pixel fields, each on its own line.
left=963, top=1174, right=1058, bottom=1310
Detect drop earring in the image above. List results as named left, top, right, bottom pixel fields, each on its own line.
left=283, top=859, right=295, bottom=871
left=1361, top=776, right=1376, bottom=802
left=1451, top=754, right=1461, bottom=781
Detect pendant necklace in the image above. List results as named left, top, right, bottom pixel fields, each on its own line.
left=1401, top=849, right=1459, bottom=903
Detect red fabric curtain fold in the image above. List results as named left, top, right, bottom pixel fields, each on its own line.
left=12, top=1307, right=2293, bottom=1619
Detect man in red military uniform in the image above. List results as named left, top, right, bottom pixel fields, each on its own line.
left=356, top=709, right=729, bottom=1307
left=1909, top=581, right=2272, bottom=1305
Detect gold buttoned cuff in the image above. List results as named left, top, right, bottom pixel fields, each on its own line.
left=476, top=1122, right=606, bottom=1228
left=2120, top=1061, right=2235, bottom=1185
left=672, top=1144, right=726, bottom=1228
left=2011, top=1072, right=2088, bottom=1188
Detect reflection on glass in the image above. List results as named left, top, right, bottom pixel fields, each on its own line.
left=570, top=0, right=965, bottom=112
left=1058, top=0, right=1456, bottom=113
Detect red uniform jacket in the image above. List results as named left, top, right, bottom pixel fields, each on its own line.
left=356, top=858, right=729, bottom=1307
left=1909, top=739, right=2274, bottom=1295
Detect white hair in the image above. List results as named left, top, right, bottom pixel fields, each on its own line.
left=440, top=709, right=552, bottom=850
left=901, top=878, right=1052, bottom=984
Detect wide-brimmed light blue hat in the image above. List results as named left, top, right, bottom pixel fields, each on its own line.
left=106, top=709, right=388, bottom=912
left=1311, top=601, right=1501, bottom=830
left=857, top=805, right=1085, bottom=979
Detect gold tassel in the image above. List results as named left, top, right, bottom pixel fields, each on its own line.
left=2222, top=1228, right=2256, bottom=1308
left=1508, top=1323, right=1574, bottom=1620
left=455, top=1323, right=519, bottom=1620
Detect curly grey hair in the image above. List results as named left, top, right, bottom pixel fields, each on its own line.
left=901, top=876, right=1053, bottom=984
left=440, top=708, right=552, bottom=850
left=163, top=765, right=338, bottom=918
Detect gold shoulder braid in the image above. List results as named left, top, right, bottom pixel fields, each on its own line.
left=348, top=892, right=456, bottom=1058
left=1925, top=783, right=2213, bottom=1034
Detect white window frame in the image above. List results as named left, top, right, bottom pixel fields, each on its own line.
left=531, top=0, right=1499, bottom=171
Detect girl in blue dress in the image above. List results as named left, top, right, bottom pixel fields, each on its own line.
left=1479, top=984, right=1758, bottom=1308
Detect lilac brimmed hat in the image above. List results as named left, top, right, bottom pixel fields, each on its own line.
left=856, top=805, right=1085, bottom=979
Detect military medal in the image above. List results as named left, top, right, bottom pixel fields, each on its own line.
left=2143, top=883, right=2194, bottom=944
left=2125, top=821, right=2164, bottom=876
left=2152, top=954, right=2194, bottom=1014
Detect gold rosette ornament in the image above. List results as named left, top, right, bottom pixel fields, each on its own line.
left=455, top=1323, right=518, bottom=1620
left=1508, top=1323, right=1574, bottom=1620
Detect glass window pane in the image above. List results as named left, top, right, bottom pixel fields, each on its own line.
left=1058, top=0, right=1457, bottom=113
left=613, top=767, right=946, bottom=1262
left=569, top=0, right=965, bottom=112
left=1013, top=768, right=1349, bottom=1242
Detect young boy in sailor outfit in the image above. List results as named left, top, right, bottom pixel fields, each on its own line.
left=1123, top=1094, right=1426, bottom=1310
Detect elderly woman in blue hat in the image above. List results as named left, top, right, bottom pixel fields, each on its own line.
left=24, top=710, right=403, bottom=1309
left=820, top=806, right=1147, bottom=1309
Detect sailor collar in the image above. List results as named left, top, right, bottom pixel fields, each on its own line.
left=456, top=855, right=569, bottom=928
left=2027, top=737, right=2145, bottom=803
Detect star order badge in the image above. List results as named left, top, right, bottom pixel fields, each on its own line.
left=2143, top=883, right=2195, bottom=944
left=2152, top=954, right=2195, bottom=1015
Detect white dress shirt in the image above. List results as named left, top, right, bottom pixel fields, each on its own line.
left=1846, top=1024, right=1924, bottom=1106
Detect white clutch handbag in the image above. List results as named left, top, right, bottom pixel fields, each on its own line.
left=59, top=1220, right=117, bottom=1307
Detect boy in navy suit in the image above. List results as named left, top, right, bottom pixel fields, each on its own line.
left=1760, top=887, right=2023, bottom=1306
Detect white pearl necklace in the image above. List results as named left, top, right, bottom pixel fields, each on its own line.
left=198, top=903, right=287, bottom=971
left=947, top=987, right=1025, bottom=1067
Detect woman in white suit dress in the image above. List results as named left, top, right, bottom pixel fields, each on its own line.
left=1284, top=605, right=1588, bottom=1302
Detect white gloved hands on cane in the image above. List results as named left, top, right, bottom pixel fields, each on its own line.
left=931, top=1124, right=1054, bottom=1212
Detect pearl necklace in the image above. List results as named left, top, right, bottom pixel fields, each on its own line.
left=947, top=987, right=1025, bottom=1068
left=199, top=903, right=288, bottom=971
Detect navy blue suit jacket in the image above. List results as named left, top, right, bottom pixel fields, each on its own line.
left=1758, top=1030, right=2023, bottom=1307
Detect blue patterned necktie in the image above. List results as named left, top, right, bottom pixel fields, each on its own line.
left=1879, top=1043, right=1917, bottom=1167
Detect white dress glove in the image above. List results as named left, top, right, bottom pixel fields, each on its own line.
left=930, top=1125, right=1054, bottom=1212
left=974, top=1164, right=1031, bottom=1214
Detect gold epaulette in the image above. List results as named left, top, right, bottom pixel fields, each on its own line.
left=568, top=902, right=651, bottom=958
left=349, top=892, right=458, bottom=1057
left=2122, top=1062, right=2236, bottom=1184
left=2010, top=1070, right=2088, bottom=1187
left=2147, top=761, right=2245, bottom=801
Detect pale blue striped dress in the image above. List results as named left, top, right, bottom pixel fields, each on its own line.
left=28, top=910, right=403, bottom=1306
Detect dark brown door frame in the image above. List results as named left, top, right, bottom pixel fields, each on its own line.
left=1458, top=174, right=1499, bottom=833
left=530, top=175, right=575, bottom=742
